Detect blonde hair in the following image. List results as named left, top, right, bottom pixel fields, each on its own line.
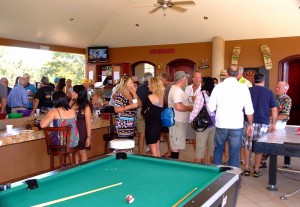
left=117, top=77, right=132, bottom=94
left=92, top=89, right=105, bottom=100
left=149, top=77, right=164, bottom=98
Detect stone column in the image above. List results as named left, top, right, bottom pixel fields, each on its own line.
left=212, top=36, right=225, bottom=80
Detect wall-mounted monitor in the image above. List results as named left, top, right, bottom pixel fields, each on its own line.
left=88, top=47, right=109, bottom=63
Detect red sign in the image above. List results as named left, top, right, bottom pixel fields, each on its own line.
left=150, top=48, right=175, bottom=54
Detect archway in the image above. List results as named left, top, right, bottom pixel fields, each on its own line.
left=279, top=55, right=300, bottom=125
left=131, top=61, right=155, bottom=83
left=167, top=58, right=196, bottom=83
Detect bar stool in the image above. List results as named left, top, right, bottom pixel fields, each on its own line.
left=43, top=125, right=77, bottom=170
left=103, top=113, right=118, bottom=153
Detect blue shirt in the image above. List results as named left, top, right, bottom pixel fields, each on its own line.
left=249, top=85, right=277, bottom=125
left=25, top=83, right=37, bottom=109
left=7, top=85, right=29, bottom=108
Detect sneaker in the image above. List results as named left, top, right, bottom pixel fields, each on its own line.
left=243, top=169, right=250, bottom=176
left=282, top=164, right=290, bottom=169
left=253, top=170, right=263, bottom=177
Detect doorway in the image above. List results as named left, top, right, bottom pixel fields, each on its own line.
left=167, top=59, right=196, bottom=83
left=131, top=61, right=155, bottom=83
left=279, top=55, right=300, bottom=125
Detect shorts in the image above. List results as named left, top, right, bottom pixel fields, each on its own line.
left=195, top=127, right=215, bottom=159
left=136, top=108, right=145, bottom=133
left=169, top=121, right=188, bottom=150
left=241, top=122, right=268, bottom=150
left=186, top=123, right=196, bottom=139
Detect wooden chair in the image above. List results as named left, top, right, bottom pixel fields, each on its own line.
left=43, top=125, right=77, bottom=170
left=103, top=113, right=118, bottom=154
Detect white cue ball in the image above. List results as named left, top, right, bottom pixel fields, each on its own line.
left=125, top=194, right=134, bottom=203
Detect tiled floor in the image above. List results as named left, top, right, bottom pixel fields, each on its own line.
left=134, top=139, right=300, bottom=207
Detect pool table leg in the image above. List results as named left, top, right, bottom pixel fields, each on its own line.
left=267, top=155, right=278, bottom=191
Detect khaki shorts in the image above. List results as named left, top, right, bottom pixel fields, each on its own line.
left=169, top=122, right=188, bottom=150
left=136, top=108, right=145, bottom=133
left=186, top=123, right=196, bottom=139
left=195, top=127, right=215, bottom=159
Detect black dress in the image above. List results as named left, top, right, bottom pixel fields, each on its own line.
left=76, top=111, right=87, bottom=150
left=142, top=97, right=164, bottom=145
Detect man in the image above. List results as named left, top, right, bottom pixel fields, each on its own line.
left=66, top=79, right=73, bottom=93
left=158, top=73, right=173, bottom=157
left=241, top=74, right=277, bottom=177
left=237, top=66, right=252, bottom=87
left=237, top=66, right=252, bottom=165
left=168, top=71, right=193, bottom=159
left=23, top=73, right=37, bottom=109
left=7, top=77, right=29, bottom=113
left=136, top=72, right=153, bottom=154
left=207, top=65, right=254, bottom=167
left=1, top=77, right=12, bottom=113
left=0, top=81, right=8, bottom=113
left=185, top=71, right=202, bottom=150
left=31, top=76, right=54, bottom=114
left=260, top=81, right=292, bottom=168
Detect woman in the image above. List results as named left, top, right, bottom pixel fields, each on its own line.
left=114, top=77, right=139, bottom=139
left=40, top=91, right=79, bottom=148
left=56, top=78, right=72, bottom=99
left=142, top=77, right=164, bottom=157
left=92, top=89, right=108, bottom=112
left=70, top=85, right=92, bottom=163
left=189, top=77, right=216, bottom=163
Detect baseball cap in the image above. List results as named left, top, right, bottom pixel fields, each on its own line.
left=82, top=78, right=92, bottom=84
left=54, top=77, right=59, bottom=82
left=174, top=71, right=190, bottom=81
left=94, top=82, right=104, bottom=88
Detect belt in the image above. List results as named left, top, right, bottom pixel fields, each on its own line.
left=12, top=106, right=26, bottom=108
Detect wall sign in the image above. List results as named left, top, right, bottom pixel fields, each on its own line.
left=150, top=48, right=175, bottom=54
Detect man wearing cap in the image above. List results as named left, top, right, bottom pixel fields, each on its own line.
left=241, top=73, right=277, bottom=177
left=31, top=76, right=54, bottom=114
left=207, top=65, right=254, bottom=168
left=168, top=71, right=193, bottom=159
left=23, top=73, right=37, bottom=109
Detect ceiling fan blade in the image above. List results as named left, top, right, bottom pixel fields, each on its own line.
left=173, top=1, right=195, bottom=5
left=171, top=5, right=187, bottom=12
left=149, top=6, right=161, bottom=13
left=133, top=4, right=155, bottom=8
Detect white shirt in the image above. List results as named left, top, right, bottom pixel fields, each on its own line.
left=168, top=85, right=189, bottom=123
left=207, top=77, right=254, bottom=129
left=185, top=84, right=201, bottom=104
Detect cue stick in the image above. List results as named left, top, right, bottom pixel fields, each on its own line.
left=31, top=182, right=122, bottom=207
left=172, top=187, right=198, bottom=207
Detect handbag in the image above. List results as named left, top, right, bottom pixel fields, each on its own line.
left=191, top=92, right=213, bottom=132
left=161, top=107, right=175, bottom=127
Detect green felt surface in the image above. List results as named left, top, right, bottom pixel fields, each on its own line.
left=0, top=155, right=223, bottom=207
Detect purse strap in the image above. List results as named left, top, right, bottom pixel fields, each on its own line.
left=202, top=91, right=207, bottom=106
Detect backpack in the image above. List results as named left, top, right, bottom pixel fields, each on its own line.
left=161, top=107, right=175, bottom=127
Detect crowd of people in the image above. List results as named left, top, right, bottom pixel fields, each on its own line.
left=0, top=66, right=292, bottom=175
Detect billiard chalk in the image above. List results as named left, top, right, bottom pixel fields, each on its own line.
left=125, top=194, right=134, bottom=203
left=6, top=183, right=11, bottom=189
left=116, top=152, right=127, bottom=160
left=25, top=179, right=38, bottom=190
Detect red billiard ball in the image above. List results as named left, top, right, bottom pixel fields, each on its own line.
left=125, top=194, right=134, bottom=203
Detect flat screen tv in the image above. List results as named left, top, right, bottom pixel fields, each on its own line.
left=88, top=47, right=109, bottom=63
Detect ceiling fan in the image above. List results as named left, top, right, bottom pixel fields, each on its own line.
left=149, top=0, right=195, bottom=14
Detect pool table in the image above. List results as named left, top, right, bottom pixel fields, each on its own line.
left=0, top=154, right=241, bottom=207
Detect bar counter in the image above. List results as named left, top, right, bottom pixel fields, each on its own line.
left=0, top=115, right=110, bottom=184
